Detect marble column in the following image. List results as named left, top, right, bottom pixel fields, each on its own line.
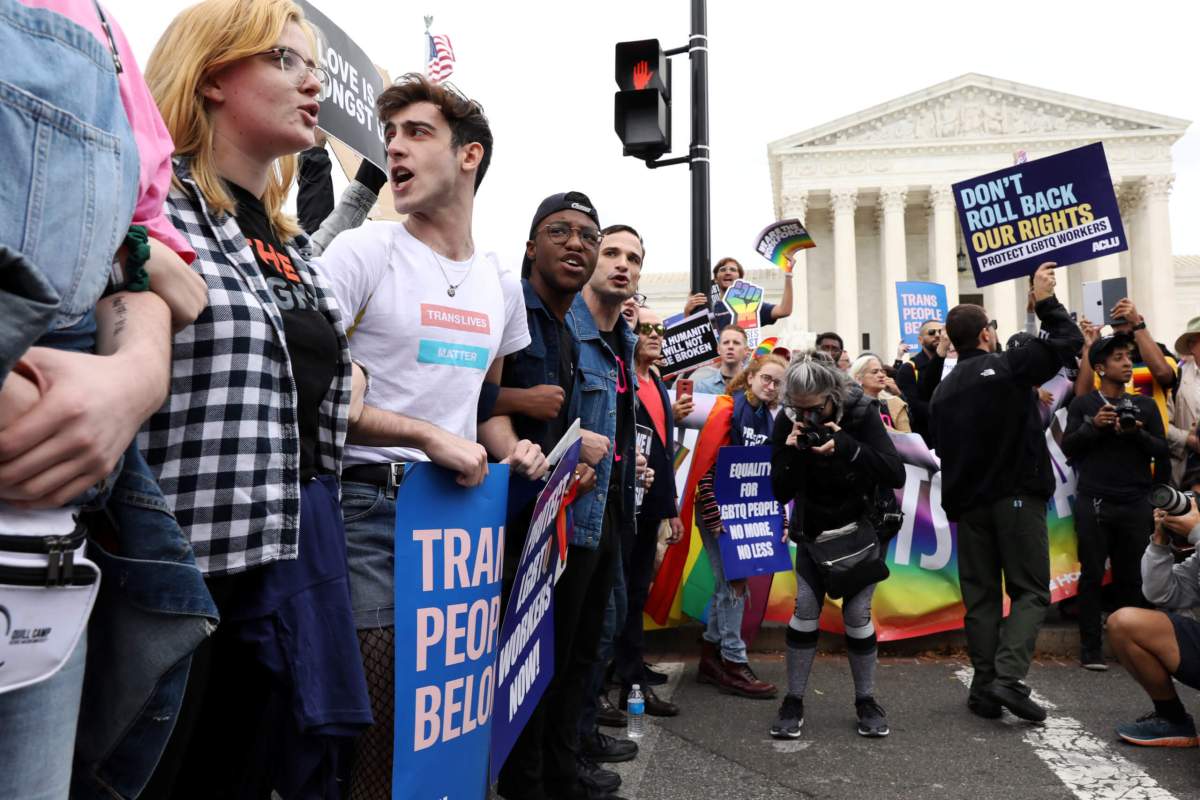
left=928, top=186, right=959, bottom=309
left=878, top=186, right=908, bottom=358
left=1096, top=181, right=1124, bottom=282
left=1141, top=175, right=1177, bottom=339
left=1123, top=183, right=1145, bottom=300
left=781, top=192, right=809, bottom=333
left=830, top=188, right=859, bottom=344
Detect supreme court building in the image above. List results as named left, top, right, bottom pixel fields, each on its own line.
left=643, top=73, right=1192, bottom=357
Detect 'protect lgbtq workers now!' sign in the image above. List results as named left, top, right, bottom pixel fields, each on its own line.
left=953, top=142, right=1127, bottom=287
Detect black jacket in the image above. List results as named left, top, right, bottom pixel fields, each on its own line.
left=896, top=348, right=934, bottom=442
left=930, top=296, right=1083, bottom=520
left=635, top=371, right=679, bottom=522
left=770, top=385, right=905, bottom=539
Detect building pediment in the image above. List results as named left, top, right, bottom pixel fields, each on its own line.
left=769, top=73, right=1189, bottom=152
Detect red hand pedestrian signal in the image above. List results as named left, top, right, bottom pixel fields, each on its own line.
left=632, top=60, right=654, bottom=90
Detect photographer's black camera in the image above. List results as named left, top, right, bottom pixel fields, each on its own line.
left=796, top=429, right=832, bottom=450
left=1150, top=484, right=1196, bottom=516
left=1115, top=396, right=1139, bottom=433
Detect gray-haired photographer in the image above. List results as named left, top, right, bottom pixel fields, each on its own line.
left=1106, top=489, right=1200, bottom=748
left=768, top=350, right=906, bottom=741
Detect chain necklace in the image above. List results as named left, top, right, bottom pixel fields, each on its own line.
left=431, top=249, right=473, bottom=297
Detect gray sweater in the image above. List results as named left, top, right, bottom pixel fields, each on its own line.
left=1142, top=535, right=1200, bottom=610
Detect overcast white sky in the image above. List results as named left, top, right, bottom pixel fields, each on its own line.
left=107, top=0, right=1197, bottom=277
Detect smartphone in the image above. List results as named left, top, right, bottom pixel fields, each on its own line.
left=676, top=378, right=694, bottom=398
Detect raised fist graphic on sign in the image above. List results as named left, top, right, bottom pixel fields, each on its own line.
left=724, top=280, right=764, bottom=329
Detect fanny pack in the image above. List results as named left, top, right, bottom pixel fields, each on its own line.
left=0, top=516, right=100, bottom=694
left=805, top=519, right=889, bottom=599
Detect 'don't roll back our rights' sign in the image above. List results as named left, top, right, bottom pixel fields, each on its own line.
left=953, top=142, right=1127, bottom=287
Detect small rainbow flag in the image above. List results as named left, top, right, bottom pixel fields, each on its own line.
left=754, top=218, right=816, bottom=272
left=754, top=337, right=779, bottom=358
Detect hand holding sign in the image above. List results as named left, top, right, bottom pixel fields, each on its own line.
left=723, top=281, right=764, bottom=329
left=1031, top=262, right=1057, bottom=302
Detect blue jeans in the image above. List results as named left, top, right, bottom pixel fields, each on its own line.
left=341, top=481, right=399, bottom=629
left=0, top=637, right=87, bottom=800
left=699, top=518, right=748, bottom=663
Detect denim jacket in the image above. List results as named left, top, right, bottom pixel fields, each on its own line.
left=500, top=280, right=581, bottom=449
left=566, top=295, right=638, bottom=548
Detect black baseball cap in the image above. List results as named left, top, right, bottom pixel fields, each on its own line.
left=521, top=191, right=600, bottom=278
left=1088, top=333, right=1134, bottom=368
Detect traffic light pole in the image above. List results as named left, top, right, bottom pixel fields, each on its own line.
left=688, top=0, right=710, bottom=298
left=643, top=0, right=710, bottom=298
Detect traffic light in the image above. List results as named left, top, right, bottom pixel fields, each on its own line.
left=614, top=39, right=671, bottom=161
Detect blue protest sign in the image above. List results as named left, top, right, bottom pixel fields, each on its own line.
left=489, top=440, right=581, bottom=781
left=713, top=446, right=792, bottom=581
left=895, top=281, right=948, bottom=346
left=954, top=142, right=1127, bottom=287
left=393, top=463, right=509, bottom=800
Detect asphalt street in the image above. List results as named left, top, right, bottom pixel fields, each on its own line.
left=604, top=655, right=1200, bottom=800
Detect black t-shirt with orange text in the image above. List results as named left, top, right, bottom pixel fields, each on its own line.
left=229, top=182, right=339, bottom=480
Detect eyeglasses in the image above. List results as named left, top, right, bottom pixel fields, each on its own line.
left=632, top=292, right=648, bottom=307
left=636, top=322, right=665, bottom=336
left=256, top=47, right=328, bottom=88
left=786, top=398, right=828, bottom=414
left=537, top=222, right=602, bottom=248
left=923, top=328, right=942, bottom=335
left=756, top=374, right=781, bottom=388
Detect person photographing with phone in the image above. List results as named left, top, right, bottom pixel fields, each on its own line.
left=768, top=351, right=905, bottom=740
left=1062, top=334, right=1168, bottom=671
left=1106, top=497, right=1200, bottom=747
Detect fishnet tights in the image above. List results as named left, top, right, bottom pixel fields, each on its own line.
left=350, top=627, right=394, bottom=800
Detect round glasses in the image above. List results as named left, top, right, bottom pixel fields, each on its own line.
left=257, top=47, right=328, bottom=89
left=537, top=222, right=602, bottom=248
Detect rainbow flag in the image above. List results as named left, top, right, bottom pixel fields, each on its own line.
left=753, top=338, right=779, bottom=358
left=753, top=219, right=816, bottom=273
left=648, top=410, right=1091, bottom=641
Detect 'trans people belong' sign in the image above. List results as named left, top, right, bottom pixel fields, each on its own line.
left=953, top=142, right=1127, bottom=287
left=297, top=1, right=386, bottom=167
left=895, top=281, right=947, bottom=347
left=393, top=463, right=508, bottom=800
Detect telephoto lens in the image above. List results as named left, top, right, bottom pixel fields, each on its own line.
left=1149, top=484, right=1194, bottom=516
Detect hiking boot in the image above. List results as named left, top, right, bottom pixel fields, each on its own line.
left=855, top=696, right=890, bottom=737
left=697, top=640, right=723, bottom=686
left=1116, top=712, right=1200, bottom=747
left=769, top=694, right=805, bottom=739
left=716, top=659, right=777, bottom=699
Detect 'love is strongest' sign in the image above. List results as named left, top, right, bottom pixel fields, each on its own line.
left=953, top=142, right=1127, bottom=287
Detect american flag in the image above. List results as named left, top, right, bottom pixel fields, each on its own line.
left=426, top=32, right=455, bottom=83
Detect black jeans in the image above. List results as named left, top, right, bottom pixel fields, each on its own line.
left=499, top=506, right=619, bottom=799
left=1075, top=493, right=1153, bottom=651
left=614, top=513, right=664, bottom=689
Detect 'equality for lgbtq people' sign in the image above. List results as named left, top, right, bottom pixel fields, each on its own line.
left=712, top=446, right=793, bottom=581
left=953, top=142, right=1127, bottom=287
left=393, top=464, right=509, bottom=800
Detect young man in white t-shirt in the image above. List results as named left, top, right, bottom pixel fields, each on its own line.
left=315, top=74, right=547, bottom=799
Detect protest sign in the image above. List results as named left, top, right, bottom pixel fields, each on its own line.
left=634, top=424, right=654, bottom=509
left=660, top=311, right=719, bottom=376
left=721, top=279, right=767, bottom=349
left=393, top=463, right=508, bottom=800
left=296, top=1, right=386, bottom=167
left=954, top=142, right=1127, bottom=287
left=489, top=439, right=581, bottom=781
left=712, top=446, right=792, bottom=581
left=895, top=281, right=948, bottom=346
left=754, top=218, right=816, bottom=272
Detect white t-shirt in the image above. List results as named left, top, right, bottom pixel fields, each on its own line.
left=317, top=221, right=529, bottom=466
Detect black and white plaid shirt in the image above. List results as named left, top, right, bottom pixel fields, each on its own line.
left=139, top=160, right=353, bottom=575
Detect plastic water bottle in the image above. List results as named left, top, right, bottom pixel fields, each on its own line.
left=627, top=684, right=645, bottom=739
